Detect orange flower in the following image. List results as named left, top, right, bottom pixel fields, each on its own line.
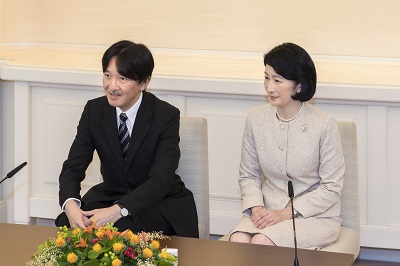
left=130, top=234, right=140, bottom=244
left=143, top=247, right=153, bottom=258
left=112, top=258, right=122, bottom=266
left=104, top=228, right=114, bottom=241
left=84, top=221, right=97, bottom=233
left=55, top=236, right=65, bottom=247
left=141, top=232, right=147, bottom=242
left=72, top=228, right=81, bottom=235
left=67, top=252, right=78, bottom=264
left=93, top=243, right=102, bottom=253
left=151, top=240, right=160, bottom=249
left=113, top=242, right=124, bottom=252
left=75, top=237, right=88, bottom=248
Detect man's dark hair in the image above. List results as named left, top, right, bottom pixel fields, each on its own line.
left=102, top=40, right=154, bottom=84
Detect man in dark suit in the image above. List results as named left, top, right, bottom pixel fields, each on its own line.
left=55, top=40, right=199, bottom=238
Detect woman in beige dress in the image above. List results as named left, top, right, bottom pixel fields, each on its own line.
left=229, top=43, right=345, bottom=249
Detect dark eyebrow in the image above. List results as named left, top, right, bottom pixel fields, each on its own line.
left=264, top=72, right=284, bottom=79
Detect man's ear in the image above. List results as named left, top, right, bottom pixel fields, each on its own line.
left=140, top=76, right=151, bottom=91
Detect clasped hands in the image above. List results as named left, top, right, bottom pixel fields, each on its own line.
left=64, top=200, right=122, bottom=229
left=251, top=206, right=292, bottom=229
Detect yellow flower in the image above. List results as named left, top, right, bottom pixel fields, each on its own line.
left=112, top=258, right=122, bottom=266
left=151, top=240, right=160, bottom=249
left=124, top=230, right=133, bottom=239
left=67, top=252, right=78, bottom=264
left=93, top=243, right=102, bottom=253
left=96, top=230, right=103, bottom=238
left=113, top=242, right=124, bottom=252
left=130, top=234, right=140, bottom=244
left=72, top=228, right=81, bottom=235
left=143, top=247, right=153, bottom=258
left=55, top=236, right=65, bottom=247
left=160, top=250, right=168, bottom=259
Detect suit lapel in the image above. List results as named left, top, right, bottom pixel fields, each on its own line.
left=101, top=103, right=126, bottom=170
left=124, top=91, right=153, bottom=170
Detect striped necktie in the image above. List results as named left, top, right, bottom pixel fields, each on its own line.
left=119, top=113, right=130, bottom=161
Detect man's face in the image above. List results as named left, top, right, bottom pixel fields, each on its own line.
left=103, top=56, right=148, bottom=111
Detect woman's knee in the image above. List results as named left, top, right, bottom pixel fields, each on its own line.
left=229, top=231, right=252, bottom=243
left=251, top=234, right=276, bottom=246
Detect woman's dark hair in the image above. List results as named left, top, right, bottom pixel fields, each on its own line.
left=102, top=40, right=154, bottom=85
left=263, top=43, right=316, bottom=101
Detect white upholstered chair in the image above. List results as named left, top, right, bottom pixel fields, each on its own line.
left=177, top=117, right=210, bottom=239
left=320, top=121, right=360, bottom=260
left=219, top=121, right=360, bottom=260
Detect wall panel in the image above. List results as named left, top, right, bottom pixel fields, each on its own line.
left=388, top=107, right=400, bottom=226
left=30, top=85, right=103, bottom=205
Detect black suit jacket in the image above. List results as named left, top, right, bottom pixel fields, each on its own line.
left=59, top=91, right=198, bottom=237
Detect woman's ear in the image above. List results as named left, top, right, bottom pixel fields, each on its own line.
left=296, top=83, right=302, bottom=93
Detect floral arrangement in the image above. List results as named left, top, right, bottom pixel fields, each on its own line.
left=26, top=222, right=177, bottom=266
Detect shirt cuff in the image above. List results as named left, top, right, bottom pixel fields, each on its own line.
left=61, top=198, right=81, bottom=211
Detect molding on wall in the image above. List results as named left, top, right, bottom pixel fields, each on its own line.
left=0, top=43, right=399, bottom=88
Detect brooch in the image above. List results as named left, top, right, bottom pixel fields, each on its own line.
left=302, top=124, right=309, bottom=132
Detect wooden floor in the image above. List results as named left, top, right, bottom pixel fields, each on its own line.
left=353, top=259, right=400, bottom=265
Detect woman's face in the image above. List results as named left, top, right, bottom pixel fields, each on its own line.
left=264, top=64, right=300, bottom=109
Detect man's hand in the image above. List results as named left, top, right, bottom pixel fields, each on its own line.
left=251, top=206, right=292, bottom=229
left=82, top=205, right=122, bottom=227
left=64, top=200, right=90, bottom=229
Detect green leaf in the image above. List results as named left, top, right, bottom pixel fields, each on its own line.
left=82, top=260, right=101, bottom=266
left=100, top=256, right=112, bottom=264
left=156, top=260, right=174, bottom=266
left=88, top=250, right=100, bottom=260
left=76, top=250, right=86, bottom=259
left=56, top=261, right=70, bottom=266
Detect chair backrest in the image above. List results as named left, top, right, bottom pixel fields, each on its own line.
left=177, top=117, right=210, bottom=239
left=337, top=121, right=360, bottom=233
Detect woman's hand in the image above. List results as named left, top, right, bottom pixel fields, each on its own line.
left=251, top=206, right=293, bottom=229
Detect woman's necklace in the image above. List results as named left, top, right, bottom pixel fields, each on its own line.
left=276, top=102, right=304, bottom=122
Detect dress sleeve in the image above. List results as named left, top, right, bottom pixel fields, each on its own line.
left=294, top=115, right=345, bottom=218
left=238, top=109, right=265, bottom=214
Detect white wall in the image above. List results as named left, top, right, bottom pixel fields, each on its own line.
left=1, top=0, right=399, bottom=58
